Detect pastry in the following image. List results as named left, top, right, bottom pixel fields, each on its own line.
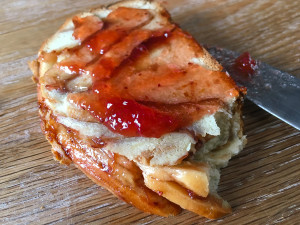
left=29, top=0, right=246, bottom=219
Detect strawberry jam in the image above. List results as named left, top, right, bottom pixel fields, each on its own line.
left=234, top=52, right=257, bottom=77
left=70, top=94, right=178, bottom=137
left=89, top=29, right=153, bottom=79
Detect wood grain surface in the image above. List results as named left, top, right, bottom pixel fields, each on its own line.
left=1, top=0, right=299, bottom=224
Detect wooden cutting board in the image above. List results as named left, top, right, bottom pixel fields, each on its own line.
left=1, top=0, right=299, bottom=224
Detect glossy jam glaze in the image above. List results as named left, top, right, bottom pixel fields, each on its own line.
left=70, top=95, right=179, bottom=138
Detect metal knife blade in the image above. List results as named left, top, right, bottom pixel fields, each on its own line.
left=206, top=46, right=300, bottom=130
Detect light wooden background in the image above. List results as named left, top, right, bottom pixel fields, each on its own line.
left=1, top=0, right=299, bottom=224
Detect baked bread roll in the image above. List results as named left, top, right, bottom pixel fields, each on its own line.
left=29, top=0, right=246, bottom=219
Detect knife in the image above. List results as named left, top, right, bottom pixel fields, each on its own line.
left=206, top=46, right=300, bottom=130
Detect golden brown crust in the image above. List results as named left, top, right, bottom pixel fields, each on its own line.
left=39, top=102, right=181, bottom=216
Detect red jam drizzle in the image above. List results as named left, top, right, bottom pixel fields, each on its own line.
left=89, top=29, right=153, bottom=80
left=71, top=95, right=178, bottom=138
left=234, top=52, right=257, bottom=77
left=85, top=29, right=125, bottom=54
